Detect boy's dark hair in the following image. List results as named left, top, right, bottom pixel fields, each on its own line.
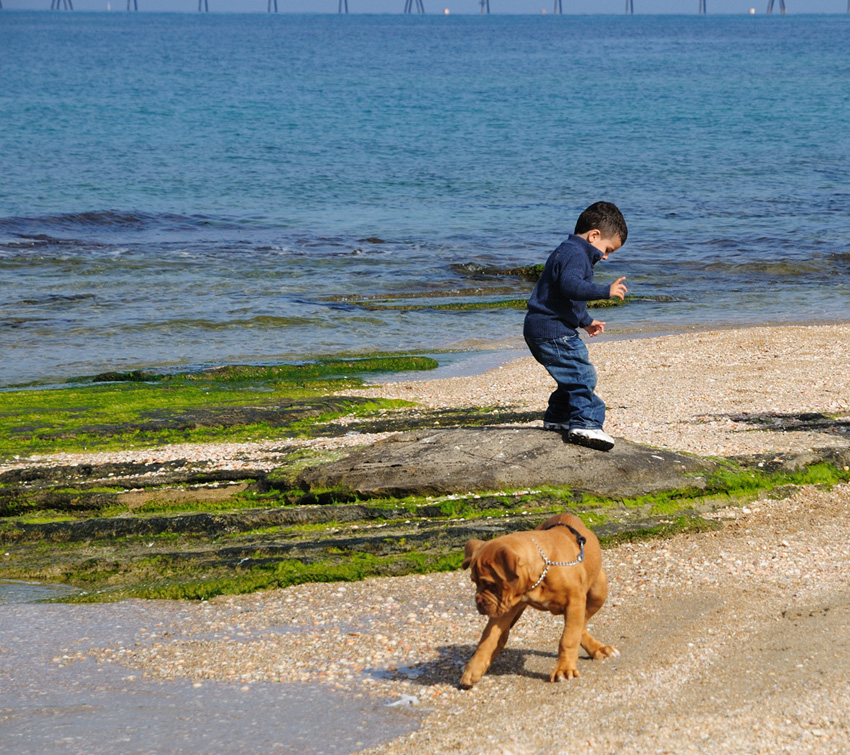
left=574, top=201, right=628, bottom=244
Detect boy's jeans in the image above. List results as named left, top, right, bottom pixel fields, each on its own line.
left=524, top=332, right=606, bottom=430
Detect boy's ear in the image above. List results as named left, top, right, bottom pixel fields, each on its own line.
left=585, top=228, right=601, bottom=243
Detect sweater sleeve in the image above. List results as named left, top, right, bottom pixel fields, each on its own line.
left=556, top=257, right=611, bottom=303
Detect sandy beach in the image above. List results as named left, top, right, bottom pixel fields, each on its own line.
left=8, top=323, right=848, bottom=475
left=85, top=481, right=847, bottom=754
left=3, top=324, right=850, bottom=753
left=361, top=323, right=850, bottom=460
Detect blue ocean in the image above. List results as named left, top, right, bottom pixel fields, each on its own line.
left=1, top=12, right=849, bottom=387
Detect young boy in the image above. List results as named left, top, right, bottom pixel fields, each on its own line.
left=523, top=201, right=628, bottom=451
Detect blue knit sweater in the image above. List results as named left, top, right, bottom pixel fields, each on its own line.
left=523, top=234, right=611, bottom=339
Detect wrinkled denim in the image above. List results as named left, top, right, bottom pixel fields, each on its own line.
left=524, top=332, right=606, bottom=430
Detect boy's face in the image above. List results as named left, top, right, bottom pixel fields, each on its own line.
left=579, top=228, right=622, bottom=261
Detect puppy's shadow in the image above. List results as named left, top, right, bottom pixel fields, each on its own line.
left=383, top=644, right=557, bottom=688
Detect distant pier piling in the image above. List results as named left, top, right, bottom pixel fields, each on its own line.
left=699, top=0, right=706, bottom=12
left=51, top=0, right=74, bottom=8
left=198, top=0, right=208, bottom=10
left=553, top=0, right=562, bottom=12
left=268, top=0, right=278, bottom=10
left=625, top=0, right=634, bottom=13
left=480, top=0, right=490, bottom=12
left=127, top=0, right=138, bottom=9
left=766, top=0, right=787, bottom=12
left=338, top=0, right=348, bottom=12
left=404, top=0, right=425, bottom=12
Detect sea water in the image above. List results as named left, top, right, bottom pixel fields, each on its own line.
left=1, top=12, right=849, bottom=387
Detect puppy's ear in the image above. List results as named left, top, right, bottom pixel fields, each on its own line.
left=462, top=539, right=485, bottom=570
left=494, top=547, right=524, bottom=593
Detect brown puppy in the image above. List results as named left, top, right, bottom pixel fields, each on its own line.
left=460, top=512, right=618, bottom=688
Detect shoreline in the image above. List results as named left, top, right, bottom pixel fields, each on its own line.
left=379, top=314, right=850, bottom=382
left=6, top=315, right=850, bottom=394
left=3, top=322, right=849, bottom=474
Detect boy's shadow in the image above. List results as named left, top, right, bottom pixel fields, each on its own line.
left=726, top=411, right=850, bottom=435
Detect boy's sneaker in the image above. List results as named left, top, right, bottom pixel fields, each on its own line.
left=568, top=427, right=615, bottom=452
left=543, top=421, right=570, bottom=432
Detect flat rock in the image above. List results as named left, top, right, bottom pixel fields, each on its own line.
left=296, top=427, right=718, bottom=499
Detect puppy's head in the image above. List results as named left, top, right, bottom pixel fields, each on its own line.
left=462, top=538, right=524, bottom=618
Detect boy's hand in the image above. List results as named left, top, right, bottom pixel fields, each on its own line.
left=584, top=320, right=605, bottom=337
left=609, top=277, right=627, bottom=300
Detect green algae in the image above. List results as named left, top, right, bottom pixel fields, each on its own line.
left=566, top=462, right=850, bottom=515
left=351, top=294, right=674, bottom=313
left=69, top=356, right=440, bottom=387
left=3, top=349, right=849, bottom=605
left=65, top=551, right=466, bottom=603
left=494, top=264, right=545, bottom=281
left=360, top=299, right=528, bottom=312
left=597, top=516, right=720, bottom=547
left=6, top=457, right=848, bottom=604
left=0, top=355, right=435, bottom=460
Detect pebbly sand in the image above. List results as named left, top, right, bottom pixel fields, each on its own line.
left=6, top=323, right=848, bottom=475
left=2, top=324, right=850, bottom=754
left=359, top=323, right=850, bottom=460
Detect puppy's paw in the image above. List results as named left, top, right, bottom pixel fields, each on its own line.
left=550, top=667, right=580, bottom=683
left=591, top=645, right=619, bottom=660
left=459, top=667, right=479, bottom=690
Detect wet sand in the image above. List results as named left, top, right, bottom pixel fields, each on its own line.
left=0, top=601, right=419, bottom=755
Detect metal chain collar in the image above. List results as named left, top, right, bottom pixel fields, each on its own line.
left=526, top=530, right=585, bottom=593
